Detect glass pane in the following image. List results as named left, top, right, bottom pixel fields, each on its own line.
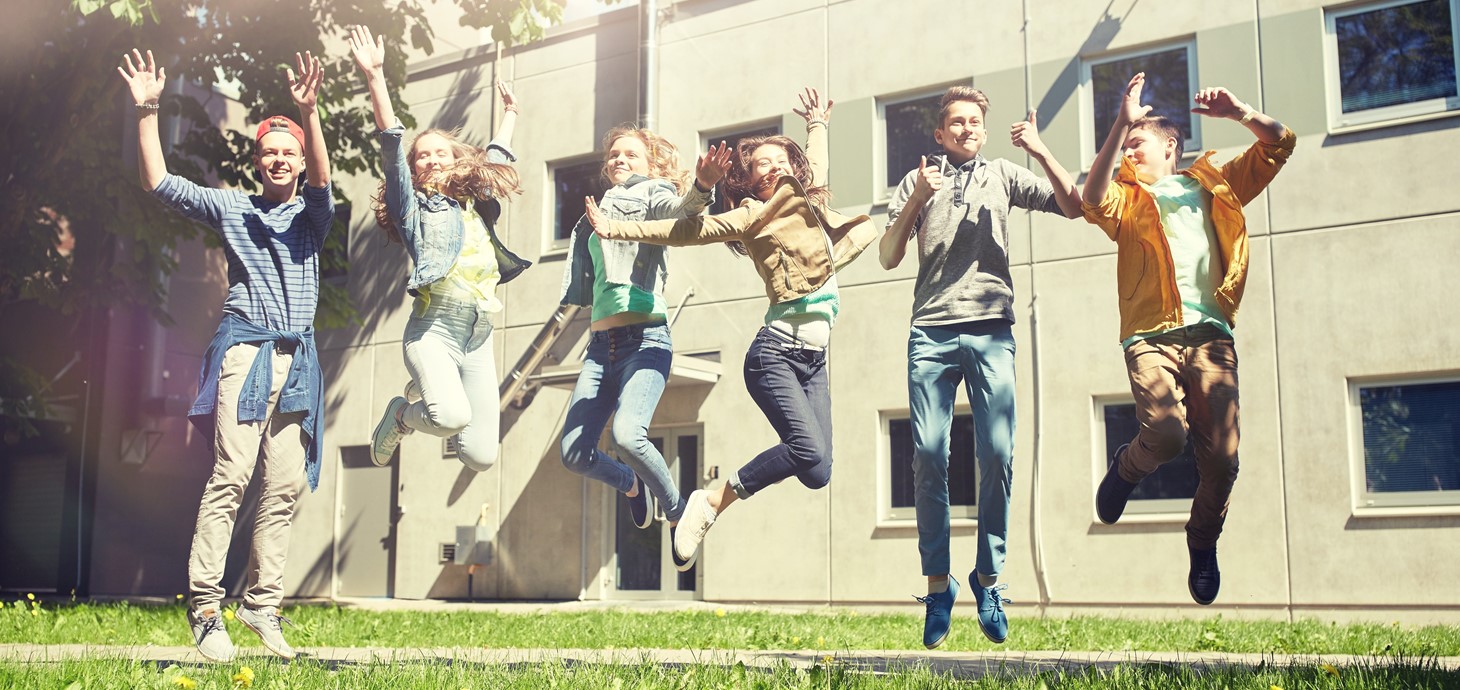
left=1090, top=47, right=1193, bottom=152
left=554, top=160, right=608, bottom=242
left=615, top=438, right=665, bottom=591
left=711, top=126, right=780, bottom=213
left=884, top=95, right=942, bottom=189
left=677, top=434, right=699, bottom=591
left=1336, top=0, right=1457, bottom=113
left=1103, top=404, right=1199, bottom=500
left=890, top=414, right=977, bottom=510
left=1360, top=381, right=1460, bottom=493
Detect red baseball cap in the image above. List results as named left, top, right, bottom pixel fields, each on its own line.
left=255, top=115, right=305, bottom=149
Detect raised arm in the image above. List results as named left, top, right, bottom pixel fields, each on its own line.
left=793, top=87, right=833, bottom=186
left=1083, top=72, right=1150, bottom=207
left=491, top=81, right=519, bottom=151
left=647, top=141, right=729, bottom=221
left=118, top=49, right=168, bottom=191
left=1191, top=87, right=1296, bottom=205
left=586, top=195, right=751, bottom=247
left=879, top=157, right=940, bottom=270
left=1010, top=109, right=1081, bottom=218
left=349, top=26, right=395, bottom=132
left=288, top=51, right=329, bottom=188
left=1191, top=87, right=1285, bottom=145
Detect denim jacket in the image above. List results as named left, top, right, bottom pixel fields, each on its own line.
left=188, top=312, right=324, bottom=491
left=379, top=124, right=532, bottom=295
left=559, top=174, right=712, bottom=308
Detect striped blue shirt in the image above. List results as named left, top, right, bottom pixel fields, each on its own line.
left=152, top=174, right=334, bottom=331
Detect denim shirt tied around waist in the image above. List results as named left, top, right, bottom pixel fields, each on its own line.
left=188, top=312, right=324, bottom=491
left=378, top=124, right=531, bottom=295
left=559, top=174, right=712, bottom=308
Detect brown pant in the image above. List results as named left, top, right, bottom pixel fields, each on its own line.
left=188, top=342, right=308, bottom=612
left=1118, top=324, right=1239, bottom=550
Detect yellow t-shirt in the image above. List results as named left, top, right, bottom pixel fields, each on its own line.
left=414, top=203, right=503, bottom=316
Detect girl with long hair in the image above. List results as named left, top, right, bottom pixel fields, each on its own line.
left=351, top=26, right=532, bottom=470
left=584, top=88, right=877, bottom=569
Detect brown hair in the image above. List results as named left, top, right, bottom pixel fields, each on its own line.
left=1131, top=115, right=1184, bottom=161
left=721, top=135, right=832, bottom=256
left=937, top=86, right=990, bottom=127
left=372, top=128, right=522, bottom=243
left=599, top=126, right=691, bottom=193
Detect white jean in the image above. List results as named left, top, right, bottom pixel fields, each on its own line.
left=401, top=290, right=500, bottom=471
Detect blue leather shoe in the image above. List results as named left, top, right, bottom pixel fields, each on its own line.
left=915, top=575, right=959, bottom=649
left=971, top=580, right=1011, bottom=644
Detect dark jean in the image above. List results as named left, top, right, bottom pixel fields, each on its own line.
left=559, top=323, right=685, bottom=521
left=730, top=327, right=833, bottom=498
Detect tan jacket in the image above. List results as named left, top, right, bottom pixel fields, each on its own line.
left=599, top=122, right=878, bottom=305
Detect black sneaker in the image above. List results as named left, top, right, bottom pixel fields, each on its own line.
left=1096, top=443, right=1139, bottom=525
left=627, top=476, right=654, bottom=529
left=1188, top=546, right=1220, bottom=605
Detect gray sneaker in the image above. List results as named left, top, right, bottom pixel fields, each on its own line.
left=236, top=606, right=297, bottom=659
left=187, top=608, right=236, bottom=662
left=672, top=489, right=717, bottom=572
left=370, top=396, right=411, bottom=466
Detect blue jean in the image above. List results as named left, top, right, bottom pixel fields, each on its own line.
left=560, top=323, right=684, bottom=521
left=730, top=328, right=833, bottom=498
left=908, top=320, right=1017, bottom=579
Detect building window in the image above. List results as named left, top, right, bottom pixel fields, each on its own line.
left=1326, top=0, right=1460, bottom=129
left=704, top=122, right=780, bottom=214
left=1083, top=42, right=1199, bottom=164
left=1353, top=377, right=1460, bottom=509
left=878, top=91, right=944, bottom=197
left=885, top=411, right=976, bottom=522
left=1100, top=402, right=1198, bottom=516
left=550, top=158, right=607, bottom=251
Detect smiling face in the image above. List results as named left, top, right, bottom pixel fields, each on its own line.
left=253, top=131, right=304, bottom=192
left=934, top=99, right=987, bottom=165
left=1122, top=124, right=1179, bottom=181
left=604, top=135, right=652, bottom=185
left=746, top=143, right=791, bottom=201
left=411, top=132, right=458, bottom=177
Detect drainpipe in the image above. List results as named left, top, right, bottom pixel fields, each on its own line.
left=1022, top=0, right=1054, bottom=612
left=638, top=0, right=658, bottom=129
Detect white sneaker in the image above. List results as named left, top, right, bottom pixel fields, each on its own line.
left=370, top=397, right=410, bottom=466
left=236, top=605, right=297, bottom=660
left=403, top=380, right=422, bottom=403
left=672, top=489, right=717, bottom=572
left=187, top=608, right=236, bottom=663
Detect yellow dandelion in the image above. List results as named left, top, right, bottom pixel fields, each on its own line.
left=176, top=594, right=185, bottom=601
left=31, top=610, right=38, bottom=617
left=0, top=601, right=5, bottom=609
left=26, top=593, right=35, bottom=601
left=817, top=636, right=825, bottom=646
left=173, top=675, right=198, bottom=690
left=232, top=665, right=255, bottom=688
left=224, top=608, right=236, bottom=621
left=1270, top=686, right=1284, bottom=690
left=1321, top=663, right=1340, bottom=678
left=714, top=608, right=726, bottom=618
left=822, top=654, right=835, bottom=664
left=791, top=636, right=801, bottom=645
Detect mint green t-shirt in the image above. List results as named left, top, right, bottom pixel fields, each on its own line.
left=588, top=234, right=667, bottom=322
left=1122, top=175, right=1233, bottom=348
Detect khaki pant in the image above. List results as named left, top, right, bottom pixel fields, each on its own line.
left=188, top=342, right=308, bottom=612
left=1118, top=325, right=1239, bottom=550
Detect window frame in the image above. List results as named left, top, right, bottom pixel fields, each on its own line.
left=878, top=407, right=978, bottom=527
left=1347, top=372, right=1460, bottom=516
left=1091, top=395, right=1194, bottom=524
left=875, top=85, right=957, bottom=204
left=1323, top=0, right=1460, bottom=132
left=544, top=154, right=606, bottom=257
left=1079, top=39, right=1201, bottom=171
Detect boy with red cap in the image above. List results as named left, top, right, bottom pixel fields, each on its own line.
left=119, top=48, right=334, bottom=662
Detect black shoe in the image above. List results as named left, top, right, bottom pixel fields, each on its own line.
left=1188, top=546, right=1220, bottom=605
left=627, top=476, right=654, bottom=529
left=1096, top=443, right=1139, bottom=525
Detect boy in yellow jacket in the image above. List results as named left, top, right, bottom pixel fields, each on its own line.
left=1082, top=73, right=1295, bottom=605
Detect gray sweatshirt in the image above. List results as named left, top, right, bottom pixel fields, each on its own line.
left=886, top=153, right=1062, bottom=326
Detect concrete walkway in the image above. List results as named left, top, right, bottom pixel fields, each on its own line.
left=4, top=644, right=1458, bottom=678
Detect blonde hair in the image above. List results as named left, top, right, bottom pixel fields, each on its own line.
left=599, top=125, right=691, bottom=193
left=372, top=128, right=521, bottom=244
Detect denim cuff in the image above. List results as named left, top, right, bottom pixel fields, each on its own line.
left=728, top=471, right=753, bottom=500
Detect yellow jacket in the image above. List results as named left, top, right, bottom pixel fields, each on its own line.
left=1081, top=128, right=1297, bottom=343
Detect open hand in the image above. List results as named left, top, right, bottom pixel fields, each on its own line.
left=584, top=196, right=609, bottom=236
left=695, top=140, right=732, bottom=190
left=117, top=49, right=166, bottom=106
left=1116, top=72, right=1153, bottom=127
left=349, top=26, right=386, bottom=78
left=912, top=155, right=942, bottom=198
left=792, top=86, right=834, bottom=124
left=1191, top=87, right=1250, bottom=120
left=497, top=81, right=518, bottom=113
left=1010, top=109, right=1048, bottom=156
left=288, top=51, right=324, bottom=110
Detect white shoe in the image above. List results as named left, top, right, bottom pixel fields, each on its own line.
left=672, top=489, right=717, bottom=572
left=236, top=605, right=297, bottom=660
left=370, top=397, right=410, bottom=466
left=403, top=380, right=422, bottom=403
left=187, top=608, right=236, bottom=663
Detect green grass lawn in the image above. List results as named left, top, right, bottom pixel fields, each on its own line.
left=1, top=656, right=1458, bottom=690
left=1, top=599, right=1458, bottom=656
